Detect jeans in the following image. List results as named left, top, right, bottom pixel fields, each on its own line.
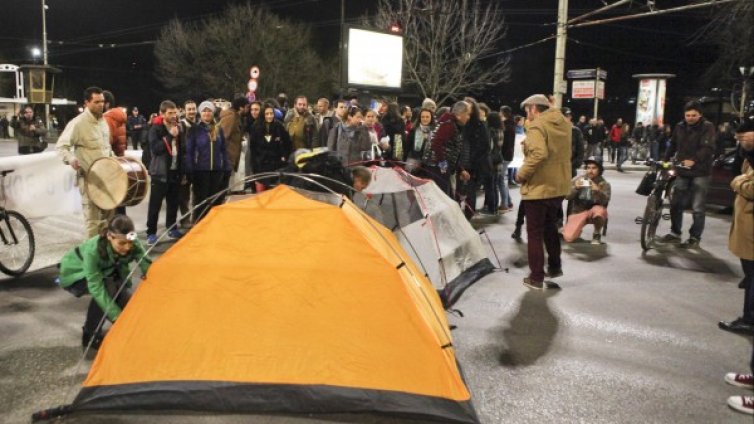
left=585, top=143, right=602, bottom=160
left=498, top=161, right=512, bottom=208
left=69, top=277, right=131, bottom=336
left=669, top=175, right=710, bottom=240
left=523, top=197, right=564, bottom=282
left=616, top=146, right=628, bottom=170
left=146, top=178, right=180, bottom=236
left=483, top=173, right=498, bottom=213
left=649, top=141, right=659, bottom=161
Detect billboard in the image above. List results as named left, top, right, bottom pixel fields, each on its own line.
left=346, top=28, right=403, bottom=90
left=633, top=74, right=674, bottom=126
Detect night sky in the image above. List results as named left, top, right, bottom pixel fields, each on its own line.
left=1, top=0, right=725, bottom=123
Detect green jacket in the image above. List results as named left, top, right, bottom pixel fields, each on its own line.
left=59, top=236, right=151, bottom=321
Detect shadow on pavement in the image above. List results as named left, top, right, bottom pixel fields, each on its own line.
left=0, top=265, right=59, bottom=291
left=496, top=290, right=560, bottom=368
left=640, top=245, right=739, bottom=278
left=562, top=240, right=609, bottom=262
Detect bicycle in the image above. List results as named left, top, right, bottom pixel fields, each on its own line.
left=0, top=170, right=35, bottom=276
left=636, top=160, right=678, bottom=251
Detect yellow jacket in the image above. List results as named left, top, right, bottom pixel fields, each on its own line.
left=518, top=108, right=572, bottom=200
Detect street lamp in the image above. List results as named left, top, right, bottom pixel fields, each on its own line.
left=31, top=47, right=42, bottom=60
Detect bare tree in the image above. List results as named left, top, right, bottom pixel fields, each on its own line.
left=694, top=1, right=754, bottom=91
left=372, top=0, right=510, bottom=104
left=155, top=2, right=334, bottom=101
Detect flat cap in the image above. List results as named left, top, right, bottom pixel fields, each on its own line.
left=520, top=94, right=550, bottom=110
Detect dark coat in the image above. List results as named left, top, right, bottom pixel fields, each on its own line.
left=148, top=117, right=184, bottom=182
left=502, top=119, right=516, bottom=162
left=430, top=113, right=464, bottom=170
left=664, top=118, right=716, bottom=177
left=250, top=120, right=292, bottom=173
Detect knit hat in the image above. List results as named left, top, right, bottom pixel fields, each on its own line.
left=198, top=101, right=215, bottom=113
left=421, top=98, right=437, bottom=111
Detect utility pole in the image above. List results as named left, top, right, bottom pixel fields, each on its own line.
left=552, top=0, right=568, bottom=108
left=593, top=67, right=600, bottom=120
left=340, top=0, right=345, bottom=97
left=41, top=0, right=50, bottom=128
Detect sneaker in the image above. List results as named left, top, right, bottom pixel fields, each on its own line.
left=523, top=277, right=545, bottom=290
left=725, top=373, right=754, bottom=389
left=167, top=229, right=184, bottom=239
left=661, top=232, right=681, bottom=243
left=679, top=237, right=700, bottom=248
left=718, top=318, right=754, bottom=335
left=146, top=234, right=158, bottom=246
left=727, top=395, right=754, bottom=415
left=591, top=233, right=602, bottom=245
left=546, top=268, right=563, bottom=278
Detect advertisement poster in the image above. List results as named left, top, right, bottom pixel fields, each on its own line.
left=636, top=79, right=658, bottom=125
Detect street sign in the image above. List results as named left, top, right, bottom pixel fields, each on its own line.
left=566, top=68, right=607, bottom=80
left=572, top=80, right=605, bottom=100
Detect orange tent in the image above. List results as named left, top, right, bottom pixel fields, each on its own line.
left=68, top=185, right=479, bottom=423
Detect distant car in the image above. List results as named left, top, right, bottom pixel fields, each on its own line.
left=707, top=148, right=742, bottom=209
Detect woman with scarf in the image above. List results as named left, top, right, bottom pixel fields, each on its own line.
left=184, top=101, right=230, bottom=222
left=405, top=108, right=435, bottom=175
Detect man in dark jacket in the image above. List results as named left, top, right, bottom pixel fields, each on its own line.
left=427, top=101, right=470, bottom=196
left=145, top=100, right=184, bottom=245
left=584, top=118, right=606, bottom=161
left=562, top=108, right=584, bottom=177
left=126, top=107, right=146, bottom=150
left=661, top=101, right=716, bottom=248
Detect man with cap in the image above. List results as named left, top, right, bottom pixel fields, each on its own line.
left=721, top=118, right=754, bottom=416
left=514, top=94, right=572, bottom=290
left=563, top=157, right=611, bottom=244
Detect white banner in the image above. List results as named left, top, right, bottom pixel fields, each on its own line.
left=0, top=150, right=145, bottom=219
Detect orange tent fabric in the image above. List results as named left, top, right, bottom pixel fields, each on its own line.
left=72, top=185, right=479, bottom=423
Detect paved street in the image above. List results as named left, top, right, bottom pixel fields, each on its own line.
left=0, top=168, right=751, bottom=423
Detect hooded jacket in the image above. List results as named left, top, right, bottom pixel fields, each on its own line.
left=103, top=107, right=127, bottom=157
left=518, top=108, right=573, bottom=200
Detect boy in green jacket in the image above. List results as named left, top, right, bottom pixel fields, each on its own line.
left=57, top=215, right=151, bottom=350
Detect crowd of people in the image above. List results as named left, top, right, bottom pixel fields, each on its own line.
left=45, top=84, right=754, bottom=415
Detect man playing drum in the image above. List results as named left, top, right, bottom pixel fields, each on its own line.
left=56, top=87, right=114, bottom=237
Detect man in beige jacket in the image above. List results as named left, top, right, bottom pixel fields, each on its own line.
left=720, top=118, right=754, bottom=416
left=515, top=94, right=572, bottom=290
left=56, top=87, right=114, bottom=238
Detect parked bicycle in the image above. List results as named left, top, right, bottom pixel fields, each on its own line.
left=635, top=160, right=681, bottom=251
left=0, top=170, right=35, bottom=276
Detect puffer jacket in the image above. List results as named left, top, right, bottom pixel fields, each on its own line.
left=104, top=108, right=127, bottom=157
left=518, top=108, right=572, bottom=200
left=185, top=121, right=230, bottom=173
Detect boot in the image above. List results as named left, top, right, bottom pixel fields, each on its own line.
left=511, top=226, right=522, bottom=241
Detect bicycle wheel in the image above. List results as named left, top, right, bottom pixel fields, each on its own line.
left=640, top=194, right=662, bottom=251
left=0, top=210, right=35, bottom=276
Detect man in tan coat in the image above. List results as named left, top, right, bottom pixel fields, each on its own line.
left=56, top=87, right=114, bottom=238
left=515, top=94, right=572, bottom=290
left=719, top=119, right=754, bottom=336
left=720, top=119, right=754, bottom=416
left=219, top=97, right=249, bottom=188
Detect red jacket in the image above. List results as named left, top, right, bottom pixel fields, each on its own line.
left=609, top=124, right=622, bottom=144
left=104, top=108, right=127, bottom=156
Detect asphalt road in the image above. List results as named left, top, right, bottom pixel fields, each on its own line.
left=0, top=165, right=751, bottom=423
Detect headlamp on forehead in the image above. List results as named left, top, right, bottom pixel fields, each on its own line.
left=109, top=231, right=138, bottom=241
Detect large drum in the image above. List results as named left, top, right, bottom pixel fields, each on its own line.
left=87, top=157, right=149, bottom=210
